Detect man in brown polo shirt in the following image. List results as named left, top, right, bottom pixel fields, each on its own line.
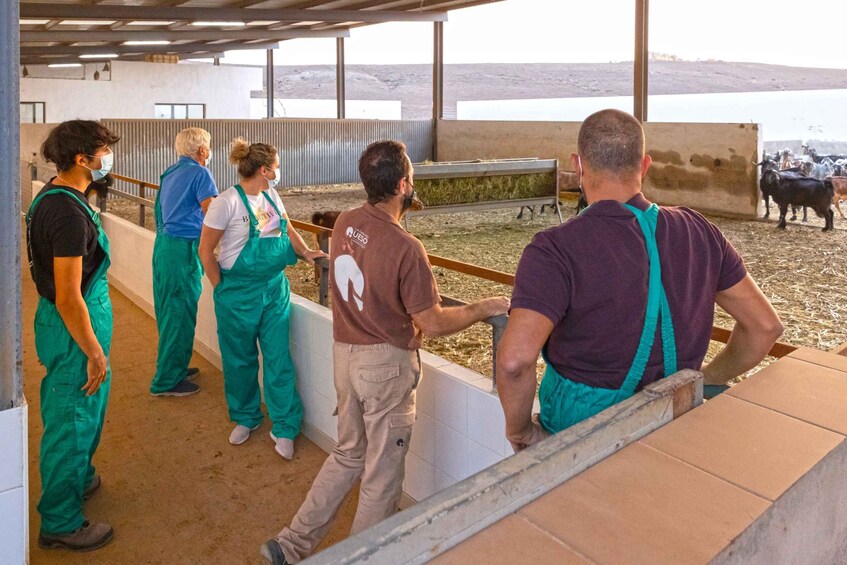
left=261, top=140, right=509, bottom=565
left=497, top=109, right=784, bottom=451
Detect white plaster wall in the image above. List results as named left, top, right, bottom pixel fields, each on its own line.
left=0, top=404, right=29, bottom=565
left=20, top=60, right=262, bottom=122
left=99, top=208, right=523, bottom=504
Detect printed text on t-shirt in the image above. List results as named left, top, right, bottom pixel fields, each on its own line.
left=346, top=226, right=369, bottom=248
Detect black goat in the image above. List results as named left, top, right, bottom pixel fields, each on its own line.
left=760, top=169, right=834, bottom=231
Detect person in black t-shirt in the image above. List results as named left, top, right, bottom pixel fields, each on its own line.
left=26, top=120, right=120, bottom=552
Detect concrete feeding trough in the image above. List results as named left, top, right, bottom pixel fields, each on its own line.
left=408, top=158, right=562, bottom=221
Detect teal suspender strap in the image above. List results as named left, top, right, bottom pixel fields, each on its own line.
left=619, top=203, right=678, bottom=394
left=260, top=190, right=288, bottom=233
left=233, top=184, right=261, bottom=239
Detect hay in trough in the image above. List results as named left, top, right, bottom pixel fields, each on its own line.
left=414, top=172, right=556, bottom=207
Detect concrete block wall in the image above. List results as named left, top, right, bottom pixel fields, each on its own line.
left=100, top=208, right=518, bottom=504
left=0, top=405, right=29, bottom=565
left=437, top=119, right=762, bottom=219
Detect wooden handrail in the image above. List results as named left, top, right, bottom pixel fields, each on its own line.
left=111, top=173, right=159, bottom=189
left=111, top=172, right=797, bottom=358
left=711, top=326, right=795, bottom=359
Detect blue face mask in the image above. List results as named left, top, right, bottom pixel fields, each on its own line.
left=267, top=167, right=280, bottom=189
left=85, top=150, right=114, bottom=182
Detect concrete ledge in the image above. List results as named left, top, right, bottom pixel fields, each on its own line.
left=714, top=437, right=847, bottom=565
left=304, top=370, right=703, bottom=565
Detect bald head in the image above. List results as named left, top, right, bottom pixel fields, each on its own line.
left=577, top=109, right=646, bottom=176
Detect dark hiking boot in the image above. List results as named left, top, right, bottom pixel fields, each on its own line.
left=260, top=539, right=291, bottom=565
left=39, top=521, right=114, bottom=552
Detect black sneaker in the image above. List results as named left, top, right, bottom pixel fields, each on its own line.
left=39, top=521, right=114, bottom=552
left=260, top=540, right=290, bottom=565
left=151, top=379, right=200, bottom=397
left=186, top=367, right=200, bottom=381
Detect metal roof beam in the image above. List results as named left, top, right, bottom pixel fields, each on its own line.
left=20, top=53, right=224, bottom=66
left=21, top=28, right=350, bottom=42
left=19, top=4, right=449, bottom=23
left=21, top=40, right=282, bottom=56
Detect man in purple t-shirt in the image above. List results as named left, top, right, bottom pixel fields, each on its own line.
left=496, top=109, right=784, bottom=452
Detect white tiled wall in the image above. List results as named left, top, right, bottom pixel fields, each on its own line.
left=287, top=292, right=530, bottom=503
left=0, top=404, right=29, bottom=565
left=101, top=211, right=527, bottom=504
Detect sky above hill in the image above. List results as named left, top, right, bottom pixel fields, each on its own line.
left=217, top=0, right=847, bottom=70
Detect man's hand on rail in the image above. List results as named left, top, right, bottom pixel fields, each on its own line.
left=507, top=413, right=550, bottom=453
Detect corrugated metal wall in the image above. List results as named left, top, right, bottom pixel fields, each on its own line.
left=101, top=118, right=433, bottom=191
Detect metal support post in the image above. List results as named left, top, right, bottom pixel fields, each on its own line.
left=266, top=48, right=275, bottom=119
left=317, top=257, right=330, bottom=307
left=633, top=0, right=649, bottom=122
left=432, top=21, right=444, bottom=160
left=336, top=37, right=346, bottom=120
left=0, top=0, right=22, bottom=409
left=138, top=183, right=146, bottom=228
left=491, top=319, right=506, bottom=388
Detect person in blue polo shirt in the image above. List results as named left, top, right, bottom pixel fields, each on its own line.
left=150, top=128, right=219, bottom=396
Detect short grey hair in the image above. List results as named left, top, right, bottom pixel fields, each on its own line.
left=577, top=109, right=645, bottom=175
left=174, top=127, right=211, bottom=157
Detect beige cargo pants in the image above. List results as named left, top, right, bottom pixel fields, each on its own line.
left=276, top=342, right=420, bottom=563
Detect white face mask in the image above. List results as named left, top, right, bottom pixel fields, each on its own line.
left=84, top=150, right=113, bottom=181
left=267, top=167, right=280, bottom=189
left=205, top=149, right=212, bottom=167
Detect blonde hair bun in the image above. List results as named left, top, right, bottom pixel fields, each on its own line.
left=229, top=137, right=251, bottom=164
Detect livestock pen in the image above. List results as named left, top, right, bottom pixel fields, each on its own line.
left=70, top=173, right=843, bottom=385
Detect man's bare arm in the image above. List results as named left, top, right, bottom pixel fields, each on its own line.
left=54, top=256, right=108, bottom=396
left=702, top=274, right=784, bottom=384
left=496, top=308, right=554, bottom=451
left=410, top=297, right=509, bottom=338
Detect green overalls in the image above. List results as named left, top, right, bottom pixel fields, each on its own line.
left=539, top=203, right=678, bottom=434
left=213, top=185, right=303, bottom=439
left=150, top=164, right=205, bottom=393
left=28, top=189, right=112, bottom=535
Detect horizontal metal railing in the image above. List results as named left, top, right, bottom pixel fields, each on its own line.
left=84, top=171, right=799, bottom=381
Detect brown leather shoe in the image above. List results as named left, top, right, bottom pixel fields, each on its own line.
left=39, top=521, right=114, bottom=552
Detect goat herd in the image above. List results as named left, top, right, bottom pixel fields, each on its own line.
left=757, top=146, right=847, bottom=232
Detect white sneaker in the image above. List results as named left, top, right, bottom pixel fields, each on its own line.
left=229, top=423, right=260, bottom=445
left=270, top=432, right=295, bottom=460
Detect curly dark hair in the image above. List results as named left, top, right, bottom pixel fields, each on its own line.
left=41, top=120, right=120, bottom=173
left=358, top=140, right=411, bottom=204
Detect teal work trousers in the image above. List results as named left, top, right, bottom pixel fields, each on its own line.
left=151, top=233, right=203, bottom=393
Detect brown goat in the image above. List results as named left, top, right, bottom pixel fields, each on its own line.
left=830, top=177, right=847, bottom=219
left=311, top=211, right=342, bottom=285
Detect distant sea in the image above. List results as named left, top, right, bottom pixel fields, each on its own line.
left=457, top=89, right=847, bottom=141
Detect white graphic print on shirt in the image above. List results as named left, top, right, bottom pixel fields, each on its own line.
left=334, top=255, right=365, bottom=311
left=334, top=226, right=368, bottom=312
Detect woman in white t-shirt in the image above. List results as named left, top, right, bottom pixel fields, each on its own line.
left=198, top=138, right=326, bottom=459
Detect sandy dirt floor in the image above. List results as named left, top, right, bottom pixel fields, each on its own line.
left=20, top=247, right=360, bottom=565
